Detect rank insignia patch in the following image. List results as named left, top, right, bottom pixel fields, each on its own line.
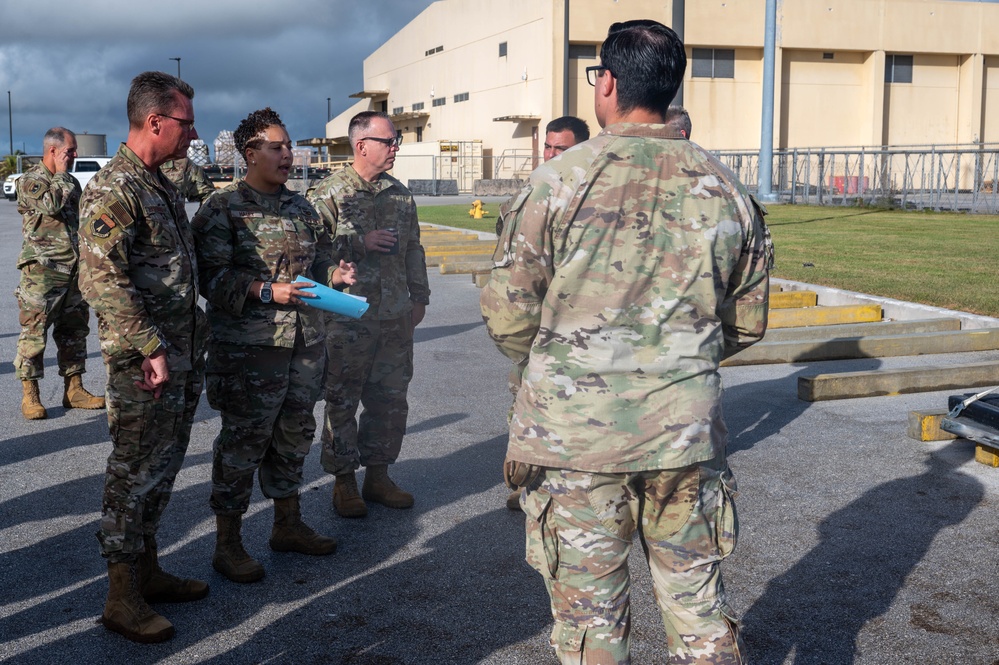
left=92, top=213, right=117, bottom=238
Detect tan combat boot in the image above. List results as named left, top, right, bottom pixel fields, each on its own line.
left=138, top=536, right=209, bottom=603
left=362, top=465, right=414, bottom=509
left=332, top=471, right=368, bottom=518
left=20, top=380, right=47, bottom=420
left=270, top=495, right=337, bottom=555
left=63, top=374, right=106, bottom=409
left=506, top=489, right=523, bottom=512
left=101, top=561, right=174, bottom=643
left=212, top=513, right=265, bottom=583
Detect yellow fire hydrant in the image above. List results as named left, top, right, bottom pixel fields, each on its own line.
left=468, top=200, right=487, bottom=219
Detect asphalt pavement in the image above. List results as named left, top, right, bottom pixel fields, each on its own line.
left=1, top=197, right=998, bottom=664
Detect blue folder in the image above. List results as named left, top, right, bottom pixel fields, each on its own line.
left=293, top=275, right=369, bottom=319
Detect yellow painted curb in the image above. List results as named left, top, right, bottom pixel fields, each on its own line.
left=769, top=304, right=882, bottom=329
left=770, top=291, right=817, bottom=309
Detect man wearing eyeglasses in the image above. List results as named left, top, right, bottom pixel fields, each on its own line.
left=482, top=20, right=770, bottom=664
left=79, top=70, right=209, bottom=644
left=308, top=111, right=430, bottom=519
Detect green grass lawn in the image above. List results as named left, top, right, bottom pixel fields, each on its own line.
left=420, top=203, right=999, bottom=317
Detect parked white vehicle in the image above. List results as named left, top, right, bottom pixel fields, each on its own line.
left=2, top=156, right=111, bottom=201
left=3, top=173, right=22, bottom=200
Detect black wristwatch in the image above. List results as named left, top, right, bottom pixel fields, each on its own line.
left=260, top=281, right=273, bottom=303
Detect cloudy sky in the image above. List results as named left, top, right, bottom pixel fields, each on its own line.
left=0, top=0, right=436, bottom=157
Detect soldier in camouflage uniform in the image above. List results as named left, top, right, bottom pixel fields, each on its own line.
left=160, top=157, right=216, bottom=203
left=78, top=71, right=209, bottom=644
left=14, top=127, right=105, bottom=420
left=308, top=111, right=431, bottom=518
left=192, top=108, right=356, bottom=584
left=481, top=21, right=771, bottom=665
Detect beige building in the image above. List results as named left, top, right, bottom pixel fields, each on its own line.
left=304, top=0, right=999, bottom=187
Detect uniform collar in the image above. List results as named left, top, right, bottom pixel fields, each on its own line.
left=599, top=123, right=687, bottom=140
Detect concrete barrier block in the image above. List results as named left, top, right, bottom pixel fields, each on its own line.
left=762, top=318, right=961, bottom=343
left=907, top=409, right=958, bottom=441
left=798, top=361, right=999, bottom=401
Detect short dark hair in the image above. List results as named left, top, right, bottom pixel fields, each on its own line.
left=127, top=71, right=195, bottom=129
left=665, top=105, right=692, bottom=138
left=348, top=111, right=394, bottom=147
left=599, top=20, right=686, bottom=115
left=234, top=107, right=286, bottom=158
left=545, top=116, right=590, bottom=144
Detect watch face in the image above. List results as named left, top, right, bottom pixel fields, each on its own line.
left=261, top=284, right=273, bottom=303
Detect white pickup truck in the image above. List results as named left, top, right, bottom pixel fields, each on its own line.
left=3, top=156, right=111, bottom=201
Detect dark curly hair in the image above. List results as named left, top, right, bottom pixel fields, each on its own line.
left=234, top=107, right=286, bottom=159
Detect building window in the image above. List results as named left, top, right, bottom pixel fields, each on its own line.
left=691, top=48, right=735, bottom=78
left=392, top=106, right=404, bottom=115
left=416, top=126, right=423, bottom=142
left=885, top=54, right=913, bottom=83
left=568, top=44, right=597, bottom=59
left=499, top=42, right=507, bottom=57
left=378, top=100, right=387, bottom=113
left=412, top=102, right=424, bottom=111
left=432, top=97, right=446, bottom=107
left=425, top=45, right=443, bottom=56
left=823, top=52, right=834, bottom=60
left=454, top=92, right=469, bottom=103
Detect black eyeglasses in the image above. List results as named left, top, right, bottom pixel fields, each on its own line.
left=360, top=134, right=403, bottom=148
left=157, top=113, right=196, bottom=130
left=585, top=65, right=614, bottom=87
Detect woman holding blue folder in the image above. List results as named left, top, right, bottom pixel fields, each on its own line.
left=192, top=108, right=356, bottom=584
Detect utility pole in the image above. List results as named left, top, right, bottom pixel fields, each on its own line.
left=170, top=57, right=181, bottom=80
left=7, top=91, right=12, bottom=157
left=327, top=97, right=331, bottom=122
left=757, top=0, right=778, bottom=202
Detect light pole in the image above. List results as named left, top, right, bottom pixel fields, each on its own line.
left=327, top=97, right=331, bottom=122
left=170, top=57, right=181, bottom=80
left=7, top=90, right=12, bottom=157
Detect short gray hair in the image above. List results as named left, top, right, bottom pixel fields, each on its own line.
left=42, top=127, right=75, bottom=149
left=348, top=111, right=393, bottom=149
left=665, top=105, right=692, bottom=138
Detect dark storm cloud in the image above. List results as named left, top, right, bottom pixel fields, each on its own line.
left=0, top=0, right=433, bottom=156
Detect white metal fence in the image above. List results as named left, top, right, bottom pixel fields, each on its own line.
left=713, top=144, right=999, bottom=213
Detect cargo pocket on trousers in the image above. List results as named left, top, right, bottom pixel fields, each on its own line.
left=714, top=467, right=739, bottom=559
left=106, top=367, right=157, bottom=444
left=523, top=483, right=559, bottom=580
left=205, top=353, right=246, bottom=413
left=549, top=622, right=587, bottom=664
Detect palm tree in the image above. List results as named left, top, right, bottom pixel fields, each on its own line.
left=0, top=151, right=24, bottom=181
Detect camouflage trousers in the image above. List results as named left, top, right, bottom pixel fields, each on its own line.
left=98, top=359, right=204, bottom=563
left=206, top=334, right=325, bottom=514
left=320, top=316, right=413, bottom=476
left=522, top=459, right=744, bottom=665
left=14, top=262, right=90, bottom=380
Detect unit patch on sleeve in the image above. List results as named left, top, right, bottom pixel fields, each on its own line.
left=92, top=213, right=117, bottom=238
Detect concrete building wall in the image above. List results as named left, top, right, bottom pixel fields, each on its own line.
left=318, top=0, right=999, bottom=167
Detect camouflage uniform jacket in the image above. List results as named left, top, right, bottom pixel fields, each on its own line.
left=161, top=157, right=216, bottom=203
left=16, top=162, right=82, bottom=272
left=192, top=180, right=338, bottom=348
left=481, top=123, right=771, bottom=473
left=78, top=143, right=206, bottom=371
left=308, top=165, right=430, bottom=321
